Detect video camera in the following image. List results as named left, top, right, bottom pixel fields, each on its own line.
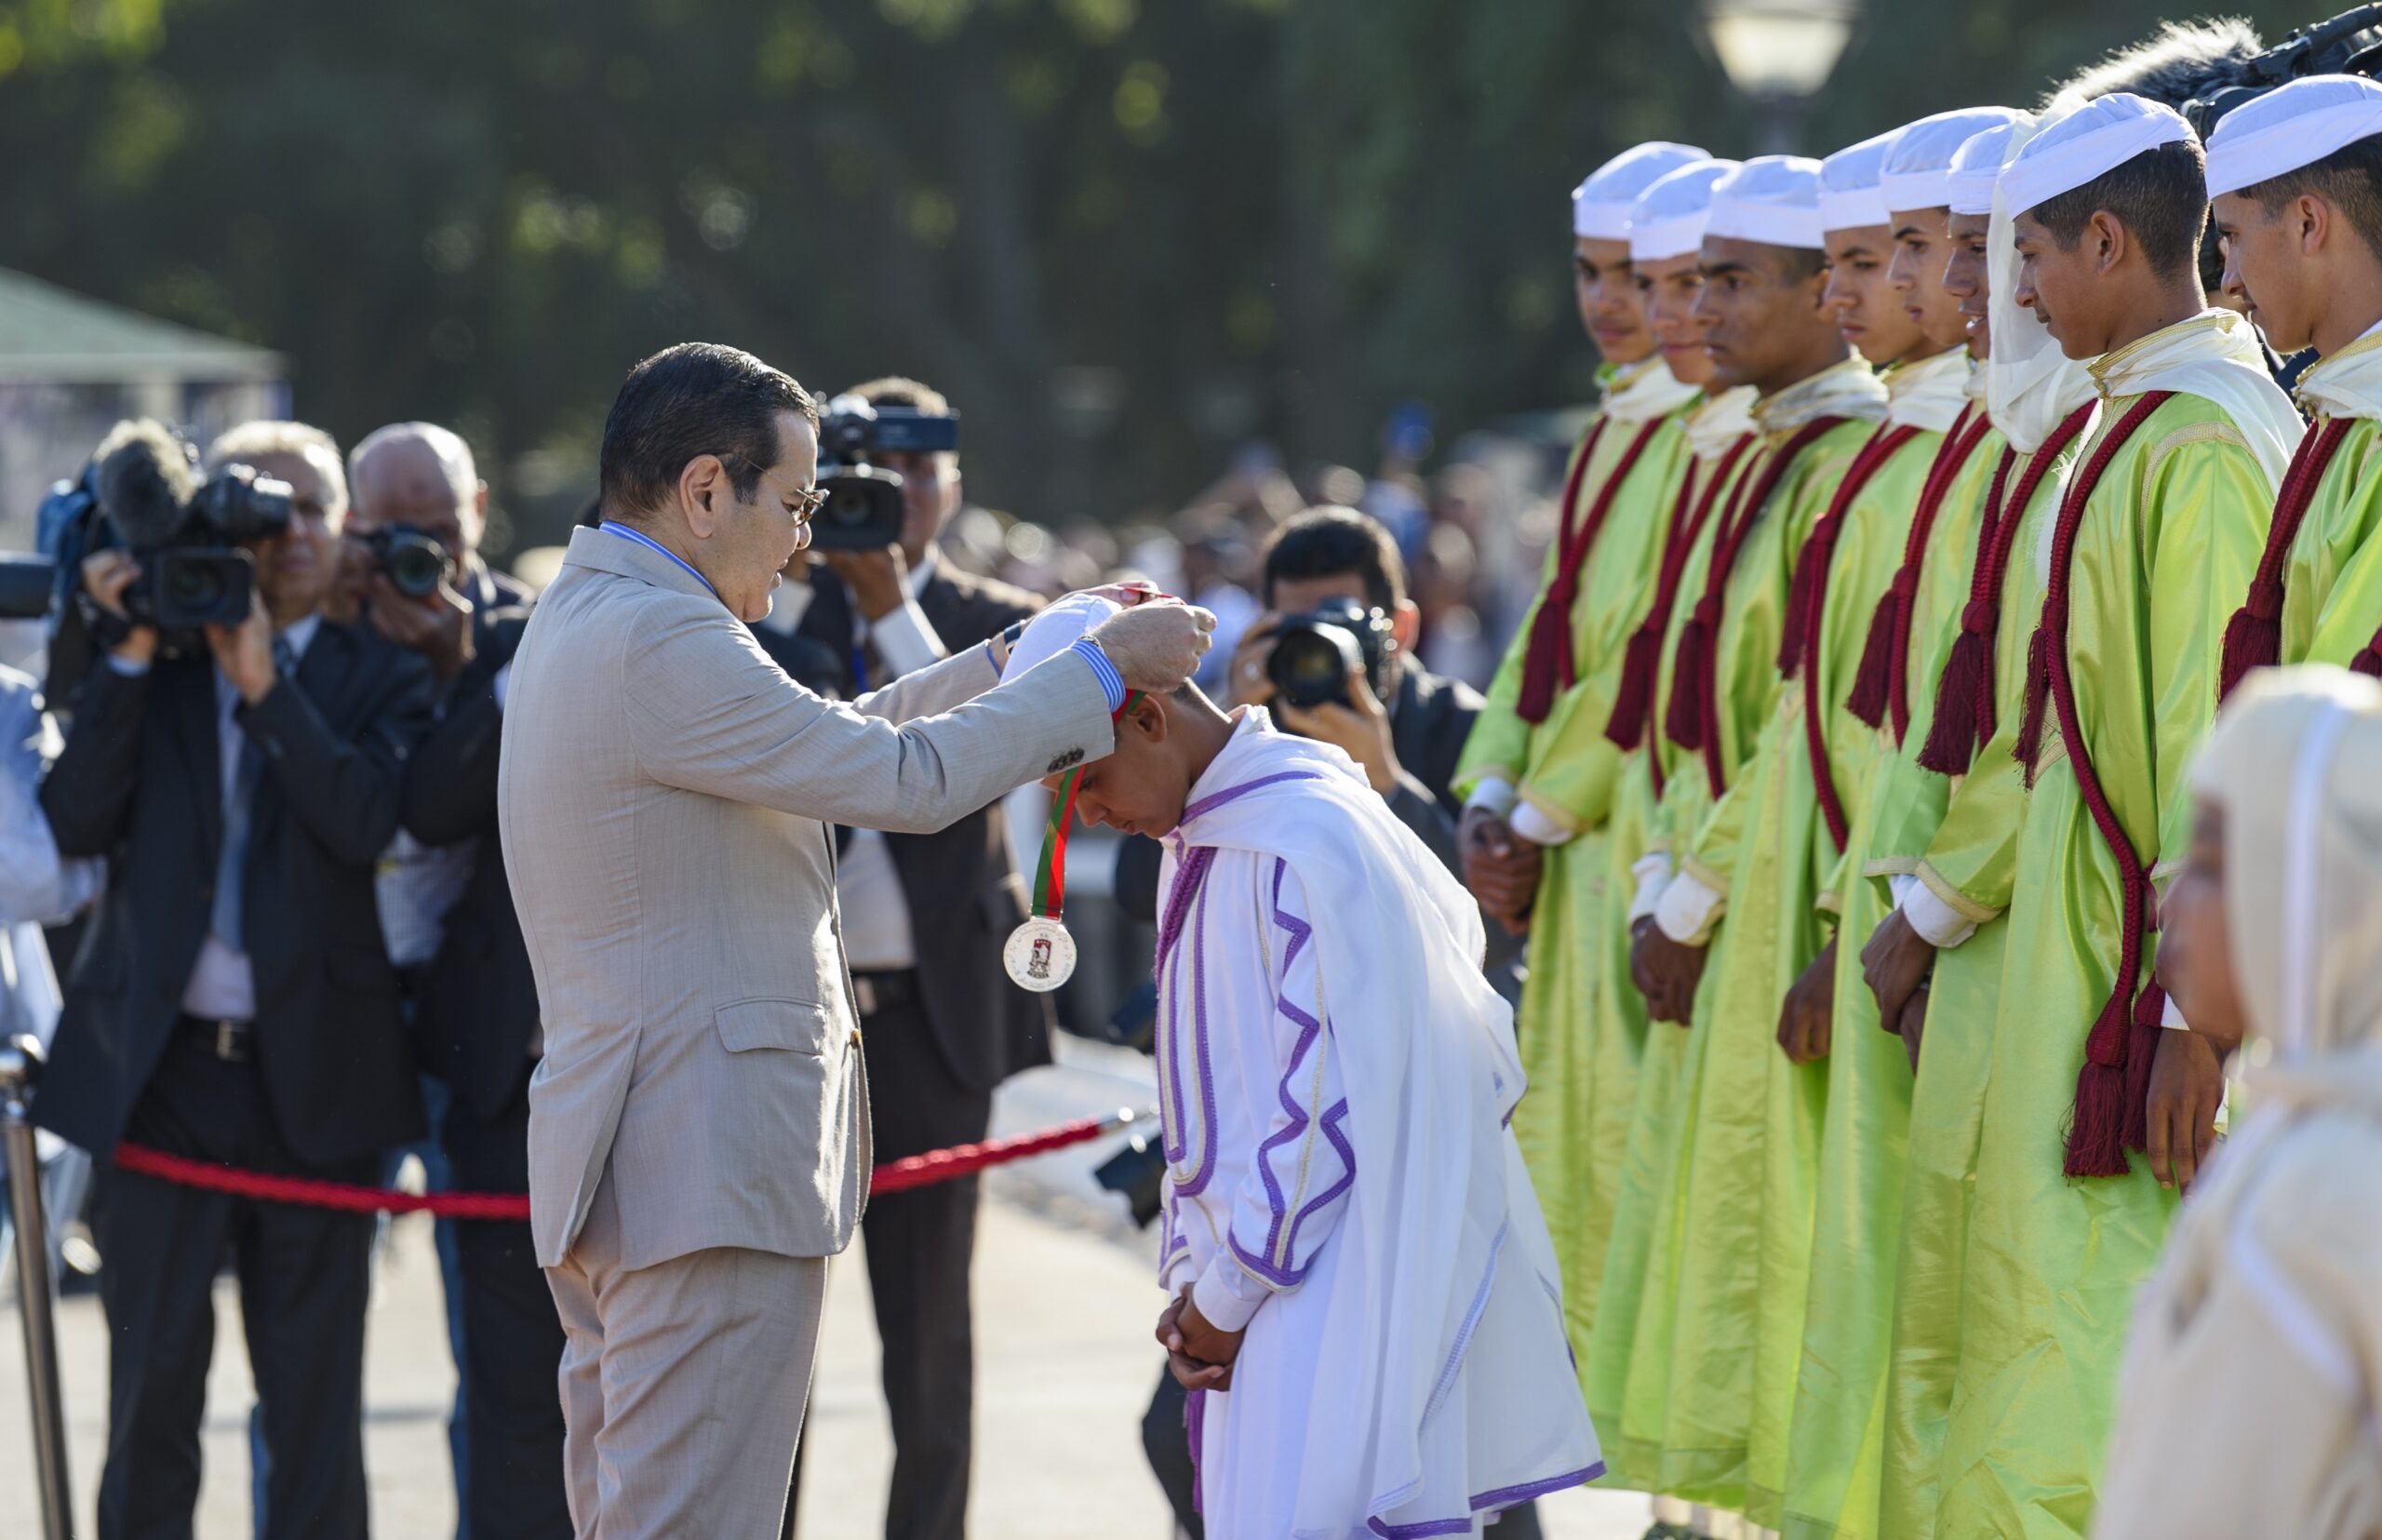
left=1265, top=599, right=1397, bottom=710
left=2183, top=5, right=2382, bottom=134
left=0, top=554, right=55, bottom=621
left=74, top=419, right=293, bottom=648
left=810, top=394, right=960, bottom=553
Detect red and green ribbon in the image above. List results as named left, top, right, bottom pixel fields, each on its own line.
left=1028, top=690, right=1143, bottom=921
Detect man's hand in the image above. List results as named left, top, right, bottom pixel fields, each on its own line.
left=82, top=549, right=157, bottom=667
left=1862, top=907, right=1936, bottom=1026
left=822, top=544, right=911, bottom=622
left=1089, top=600, right=1215, bottom=695
left=365, top=574, right=475, bottom=683
left=205, top=595, right=279, bottom=706
left=1156, top=1285, right=1242, bottom=1392
left=1459, top=806, right=1541, bottom=931
left=1894, top=984, right=1929, bottom=1075
left=1635, top=921, right=1707, bottom=1024
left=1224, top=613, right=1281, bottom=709
left=1278, top=668, right=1400, bottom=795
left=1776, top=937, right=1837, bottom=1064
left=2144, top=1026, right=2227, bottom=1194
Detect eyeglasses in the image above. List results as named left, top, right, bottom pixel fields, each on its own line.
left=720, top=453, right=827, bottom=523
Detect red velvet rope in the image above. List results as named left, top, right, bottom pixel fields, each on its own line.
left=111, top=1108, right=1152, bottom=1216
left=1881, top=408, right=1998, bottom=741
left=1793, top=422, right=1922, bottom=851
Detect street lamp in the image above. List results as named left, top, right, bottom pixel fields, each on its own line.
left=1699, top=0, right=1863, bottom=154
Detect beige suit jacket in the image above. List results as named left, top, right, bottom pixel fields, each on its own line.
left=498, top=526, right=1113, bottom=1270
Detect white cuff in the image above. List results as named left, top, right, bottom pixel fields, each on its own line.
left=1464, top=776, right=1519, bottom=819
left=491, top=661, right=514, bottom=714
left=1654, top=869, right=1724, bottom=945
left=1900, top=882, right=1977, bottom=949
left=867, top=598, right=948, bottom=680
left=2162, top=994, right=2189, bottom=1031
left=1191, top=1257, right=1267, bottom=1332
left=105, top=651, right=152, bottom=678
left=1889, top=873, right=1917, bottom=909
left=1509, top=799, right=1574, bottom=848
left=1628, top=854, right=1674, bottom=922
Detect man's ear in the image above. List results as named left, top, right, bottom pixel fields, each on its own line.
left=1131, top=693, right=1171, bottom=743
left=2300, top=194, right=2331, bottom=257
left=680, top=455, right=729, bottom=539
left=1389, top=599, right=1422, bottom=654
left=2091, top=209, right=2129, bottom=276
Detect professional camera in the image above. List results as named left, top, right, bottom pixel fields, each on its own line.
left=356, top=526, right=454, bottom=599
left=0, top=554, right=55, bottom=621
left=2182, top=5, right=2382, bottom=135
left=1265, top=599, right=1396, bottom=710
left=810, top=393, right=961, bottom=553
left=85, top=420, right=292, bottom=643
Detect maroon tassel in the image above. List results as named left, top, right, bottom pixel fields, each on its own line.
left=1604, top=625, right=1662, bottom=749
left=2064, top=993, right=2136, bottom=1179
left=1665, top=607, right=1715, bottom=750
left=2121, top=983, right=2167, bottom=1154
left=2012, top=615, right=2054, bottom=775
left=1777, top=538, right=1821, bottom=676
left=1512, top=588, right=1575, bottom=726
left=2215, top=578, right=2283, bottom=704
left=1845, top=577, right=1907, bottom=729
left=1918, top=603, right=1995, bottom=775
left=2355, top=636, right=2382, bottom=679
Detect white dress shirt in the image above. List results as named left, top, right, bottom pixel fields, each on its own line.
left=757, top=553, right=949, bottom=972
left=180, top=613, right=319, bottom=1021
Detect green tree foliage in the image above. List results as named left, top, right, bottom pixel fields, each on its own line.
left=0, top=0, right=2334, bottom=550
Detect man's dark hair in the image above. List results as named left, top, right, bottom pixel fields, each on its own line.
left=1262, top=505, right=1408, bottom=612
left=598, top=342, right=818, bottom=519
left=2245, top=135, right=2382, bottom=264
left=2029, top=140, right=2210, bottom=281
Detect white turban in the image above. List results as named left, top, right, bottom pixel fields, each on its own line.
left=1000, top=592, right=1120, bottom=684
left=1704, top=154, right=1827, bottom=251
left=2000, top=91, right=2195, bottom=219
left=2205, top=73, right=2382, bottom=198
left=1573, top=141, right=1712, bottom=239
left=1947, top=116, right=2033, bottom=217
left=1882, top=106, right=2027, bottom=215
left=1819, top=127, right=1898, bottom=233
left=1627, top=158, right=1740, bottom=262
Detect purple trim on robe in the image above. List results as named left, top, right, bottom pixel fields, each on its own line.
left=1180, top=769, right=1321, bottom=826
left=1156, top=846, right=1218, bottom=1169
left=1423, top=1219, right=1508, bottom=1424
left=1269, top=856, right=1312, bottom=970
left=1361, top=1464, right=1608, bottom=1537
left=1185, top=1386, right=1207, bottom=1516
left=1237, top=859, right=1351, bottom=1283
left=1178, top=878, right=1221, bottom=1198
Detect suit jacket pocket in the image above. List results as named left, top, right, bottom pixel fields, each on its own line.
left=714, top=998, right=833, bottom=1055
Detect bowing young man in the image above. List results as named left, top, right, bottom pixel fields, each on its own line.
left=1452, top=138, right=1708, bottom=1388
left=1004, top=594, right=1601, bottom=1538
left=1915, top=94, right=2301, bottom=1537
left=2209, top=75, right=2382, bottom=690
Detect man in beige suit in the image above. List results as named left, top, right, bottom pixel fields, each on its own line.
left=497, top=342, right=1211, bottom=1537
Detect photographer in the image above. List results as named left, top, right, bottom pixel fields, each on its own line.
left=37, top=419, right=433, bottom=1540
left=770, top=376, right=1047, bottom=1540
left=343, top=421, right=566, bottom=1538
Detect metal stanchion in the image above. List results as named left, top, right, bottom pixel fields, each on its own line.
left=2, top=1033, right=74, bottom=1540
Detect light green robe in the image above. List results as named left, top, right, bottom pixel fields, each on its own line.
left=1926, top=325, right=2296, bottom=1536
left=1450, top=356, right=1698, bottom=1379
left=2279, top=332, right=2382, bottom=669
left=1778, top=402, right=2006, bottom=1540
left=1587, top=356, right=1887, bottom=1506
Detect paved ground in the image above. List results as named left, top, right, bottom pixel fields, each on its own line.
left=0, top=1040, right=1653, bottom=1537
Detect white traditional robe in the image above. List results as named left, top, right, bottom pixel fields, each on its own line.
left=1153, top=709, right=1600, bottom=1539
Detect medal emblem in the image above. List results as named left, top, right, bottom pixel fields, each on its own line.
left=1004, top=915, right=1078, bottom=992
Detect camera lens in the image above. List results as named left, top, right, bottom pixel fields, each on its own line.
left=1266, top=623, right=1362, bottom=710
left=167, top=559, right=226, bottom=613
left=380, top=531, right=450, bottom=599
left=822, top=485, right=872, bottom=527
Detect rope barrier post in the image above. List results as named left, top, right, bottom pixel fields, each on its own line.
left=2, top=1033, right=74, bottom=1540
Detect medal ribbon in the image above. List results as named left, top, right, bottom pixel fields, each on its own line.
left=1028, top=690, right=1144, bottom=922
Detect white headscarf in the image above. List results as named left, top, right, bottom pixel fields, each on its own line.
left=1975, top=109, right=2105, bottom=452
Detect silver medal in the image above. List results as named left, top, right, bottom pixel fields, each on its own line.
left=1003, top=915, right=1078, bottom=992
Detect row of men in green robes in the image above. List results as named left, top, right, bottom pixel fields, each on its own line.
left=1447, top=46, right=2382, bottom=1540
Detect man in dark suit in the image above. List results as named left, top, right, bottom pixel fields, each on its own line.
left=39, top=419, right=433, bottom=1540
left=340, top=419, right=548, bottom=1540
left=766, top=376, right=1044, bottom=1540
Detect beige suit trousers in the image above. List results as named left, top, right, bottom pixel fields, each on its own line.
left=546, top=1175, right=828, bottom=1539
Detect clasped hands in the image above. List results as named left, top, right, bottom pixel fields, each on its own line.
left=1156, top=1285, right=1247, bottom=1392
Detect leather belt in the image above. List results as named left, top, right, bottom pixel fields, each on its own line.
left=849, top=970, right=918, bottom=1019
left=180, top=1014, right=253, bottom=1064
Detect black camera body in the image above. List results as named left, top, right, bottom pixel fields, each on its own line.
left=1265, top=600, right=1396, bottom=710
left=810, top=394, right=960, bottom=553
left=358, top=526, right=454, bottom=599
left=0, top=554, right=57, bottom=622
left=2182, top=5, right=2382, bottom=134
left=85, top=421, right=293, bottom=647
